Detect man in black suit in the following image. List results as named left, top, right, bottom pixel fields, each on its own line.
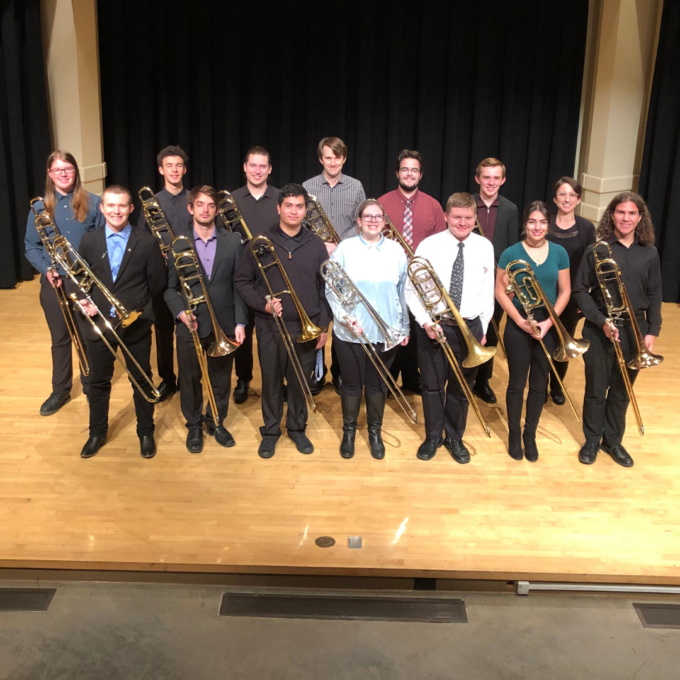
left=165, top=186, right=248, bottom=454
left=76, top=185, right=167, bottom=459
left=472, top=157, right=520, bottom=403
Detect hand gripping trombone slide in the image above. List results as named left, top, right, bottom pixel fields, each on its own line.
left=320, top=259, right=418, bottom=424
left=407, top=256, right=497, bottom=437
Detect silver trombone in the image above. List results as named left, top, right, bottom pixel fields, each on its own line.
left=321, top=260, right=417, bottom=424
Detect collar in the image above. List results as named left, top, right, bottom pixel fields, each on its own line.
left=397, top=188, right=419, bottom=203
left=244, top=184, right=272, bottom=199
left=321, top=172, right=344, bottom=187
left=477, top=194, right=500, bottom=209
left=276, top=225, right=303, bottom=240
left=445, top=229, right=472, bottom=246
left=358, top=233, right=385, bottom=249
left=55, top=190, right=73, bottom=201
left=607, top=232, right=637, bottom=248
left=105, top=223, right=132, bottom=240
left=194, top=226, right=217, bottom=243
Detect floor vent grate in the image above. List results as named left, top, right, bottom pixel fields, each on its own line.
left=634, top=603, right=680, bottom=629
left=0, top=588, right=56, bottom=612
left=219, top=591, right=467, bottom=623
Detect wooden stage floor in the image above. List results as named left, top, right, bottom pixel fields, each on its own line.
left=1, top=278, right=679, bottom=585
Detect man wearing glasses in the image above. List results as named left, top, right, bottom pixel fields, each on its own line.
left=378, top=150, right=446, bottom=394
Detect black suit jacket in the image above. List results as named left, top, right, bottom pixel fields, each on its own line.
left=473, top=193, right=520, bottom=261
left=76, top=225, right=167, bottom=343
left=164, top=226, right=248, bottom=339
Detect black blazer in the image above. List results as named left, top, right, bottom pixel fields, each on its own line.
left=164, top=226, right=248, bottom=339
left=473, top=193, right=520, bottom=261
left=77, top=225, right=167, bottom=342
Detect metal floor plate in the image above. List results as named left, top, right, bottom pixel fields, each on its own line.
left=633, top=603, right=680, bottom=629
left=0, top=588, right=56, bottom=612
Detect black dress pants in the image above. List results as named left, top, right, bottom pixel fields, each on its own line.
left=582, top=320, right=641, bottom=447
left=549, top=298, right=581, bottom=392
left=388, top=311, right=420, bottom=389
left=257, top=327, right=317, bottom=440
left=87, top=328, right=155, bottom=437
left=417, top=317, right=482, bottom=441
left=176, top=333, right=234, bottom=431
left=333, top=334, right=398, bottom=397
left=234, top=308, right=254, bottom=383
left=152, top=292, right=177, bottom=388
left=39, top=275, right=90, bottom=395
left=474, top=300, right=504, bottom=387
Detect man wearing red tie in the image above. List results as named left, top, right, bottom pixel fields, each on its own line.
left=378, top=149, right=446, bottom=393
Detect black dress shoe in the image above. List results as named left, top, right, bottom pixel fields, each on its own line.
left=523, top=431, right=539, bottom=462
left=444, top=438, right=470, bottom=464
left=550, top=388, right=566, bottom=406
left=416, top=438, right=442, bottom=461
left=601, top=443, right=634, bottom=468
left=258, top=438, right=277, bottom=459
left=215, top=426, right=236, bottom=448
left=80, top=434, right=107, bottom=459
left=288, top=432, right=314, bottom=454
left=233, top=379, right=250, bottom=404
left=186, top=427, right=203, bottom=454
left=40, top=392, right=71, bottom=416
left=473, top=383, right=497, bottom=404
left=508, top=432, right=523, bottom=460
left=310, top=375, right=326, bottom=396
left=578, top=442, right=599, bottom=465
left=156, top=382, right=176, bottom=403
left=140, top=435, right=156, bottom=459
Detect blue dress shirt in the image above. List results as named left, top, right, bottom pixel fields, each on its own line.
left=105, top=223, right=132, bottom=316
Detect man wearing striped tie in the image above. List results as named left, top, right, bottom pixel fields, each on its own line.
left=378, top=150, right=446, bottom=394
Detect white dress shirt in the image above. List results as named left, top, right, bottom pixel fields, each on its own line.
left=405, top=229, right=495, bottom=333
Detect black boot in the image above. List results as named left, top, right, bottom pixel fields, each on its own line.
left=339, top=393, right=362, bottom=459
left=366, top=392, right=386, bottom=460
left=523, top=430, right=539, bottom=462
left=508, top=429, right=523, bottom=460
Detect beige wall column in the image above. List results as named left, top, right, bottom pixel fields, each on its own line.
left=577, top=0, right=664, bottom=221
left=41, top=0, right=105, bottom=194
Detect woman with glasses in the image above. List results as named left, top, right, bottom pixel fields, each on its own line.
left=546, top=177, right=595, bottom=405
left=24, top=151, right=105, bottom=416
left=326, top=199, right=410, bottom=460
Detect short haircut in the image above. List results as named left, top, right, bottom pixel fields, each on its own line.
left=552, top=176, right=582, bottom=199
left=244, top=145, right=272, bottom=165
left=445, top=192, right=477, bottom=214
left=157, top=145, right=188, bottom=167
left=102, top=184, right=132, bottom=204
left=357, top=199, right=385, bottom=218
left=317, top=136, right=348, bottom=159
left=396, top=149, right=423, bottom=172
left=188, top=185, right=219, bottom=206
left=278, top=183, right=308, bottom=206
left=475, top=157, right=506, bottom=178
left=521, top=200, right=551, bottom=232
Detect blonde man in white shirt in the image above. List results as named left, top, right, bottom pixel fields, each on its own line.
left=405, top=192, right=495, bottom=463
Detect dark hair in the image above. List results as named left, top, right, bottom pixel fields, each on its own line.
left=445, top=192, right=477, bottom=214
left=44, top=150, right=91, bottom=222
left=156, top=145, right=188, bottom=167
left=357, top=199, right=385, bottom=219
left=317, top=136, right=348, bottom=159
left=244, top=145, right=271, bottom=165
left=475, top=157, right=506, bottom=179
left=597, top=192, right=655, bottom=246
left=188, top=185, right=219, bottom=206
left=278, top=183, right=308, bottom=206
left=396, top=149, right=423, bottom=173
left=552, top=176, right=582, bottom=199
left=520, top=200, right=551, bottom=239
left=102, top=184, right=132, bottom=204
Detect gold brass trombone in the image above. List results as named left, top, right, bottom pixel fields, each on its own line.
left=138, top=187, right=176, bottom=255
left=592, top=240, right=663, bottom=435
left=250, top=235, right=325, bottom=412
left=407, top=256, right=496, bottom=437
left=170, top=235, right=240, bottom=427
left=30, top=198, right=90, bottom=376
left=321, top=260, right=418, bottom=424
left=217, top=190, right=253, bottom=243
left=306, top=194, right=341, bottom=244
left=505, top=259, right=590, bottom=422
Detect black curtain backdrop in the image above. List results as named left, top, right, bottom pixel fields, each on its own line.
left=98, top=0, right=588, bottom=218
left=639, top=1, right=680, bottom=303
left=0, top=0, right=52, bottom=288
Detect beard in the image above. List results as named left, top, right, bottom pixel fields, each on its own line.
left=399, top=179, right=419, bottom=193
left=194, top=215, right=215, bottom=228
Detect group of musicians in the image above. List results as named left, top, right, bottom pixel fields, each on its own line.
left=24, top=139, right=663, bottom=467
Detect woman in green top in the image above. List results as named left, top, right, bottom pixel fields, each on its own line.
left=495, top=201, right=571, bottom=462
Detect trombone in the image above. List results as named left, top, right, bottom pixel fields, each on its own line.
left=138, top=187, right=176, bottom=255
left=250, top=235, right=325, bottom=413
left=320, top=260, right=418, bottom=424
left=407, top=256, right=496, bottom=437
left=217, top=190, right=253, bottom=243
left=170, top=235, right=240, bottom=427
left=30, top=199, right=90, bottom=376
left=381, top=212, right=415, bottom=258
left=505, top=259, right=590, bottom=422
left=592, top=240, right=663, bottom=435
left=49, top=236, right=161, bottom=403
left=306, top=194, right=341, bottom=244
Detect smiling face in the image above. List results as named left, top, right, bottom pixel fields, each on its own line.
left=319, top=146, right=346, bottom=181
left=611, top=200, right=641, bottom=241
left=49, top=158, right=77, bottom=194
left=474, top=165, right=506, bottom=201
left=524, top=210, right=549, bottom=245
left=357, top=203, right=385, bottom=242
left=101, top=191, right=134, bottom=230
left=277, top=194, right=307, bottom=231
left=446, top=206, right=476, bottom=241
left=397, top=157, right=422, bottom=193
left=188, top=193, right=217, bottom=228
left=244, top=153, right=272, bottom=190
left=554, top=183, right=581, bottom=216
left=158, top=155, right=187, bottom=188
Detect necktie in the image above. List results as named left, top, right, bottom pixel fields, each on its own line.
left=449, top=242, right=465, bottom=310
left=109, top=235, right=125, bottom=317
left=403, top=199, right=413, bottom=247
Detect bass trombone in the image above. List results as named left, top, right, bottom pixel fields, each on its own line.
left=217, top=190, right=252, bottom=243
left=306, top=194, right=341, bottom=244
left=250, top=235, right=325, bottom=412
left=505, top=259, right=590, bottom=422
left=592, top=240, right=663, bottom=435
left=407, top=256, right=496, bottom=437
left=170, top=235, right=240, bottom=427
left=320, top=260, right=418, bottom=424
left=30, top=198, right=90, bottom=376
left=138, top=187, right=175, bottom=255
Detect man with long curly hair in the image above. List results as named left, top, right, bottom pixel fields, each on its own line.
left=573, top=192, right=662, bottom=468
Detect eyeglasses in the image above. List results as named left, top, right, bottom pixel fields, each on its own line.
left=399, top=168, right=421, bottom=175
left=361, top=214, right=385, bottom=223
left=50, top=167, right=76, bottom=176
left=556, top=192, right=579, bottom=199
